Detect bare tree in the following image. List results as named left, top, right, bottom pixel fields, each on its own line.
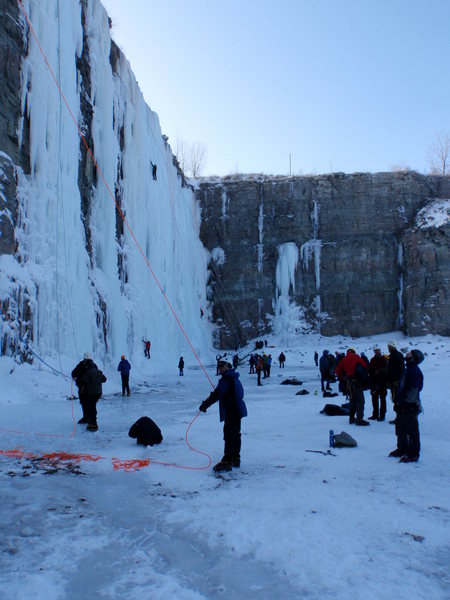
left=187, top=141, right=208, bottom=178
left=428, top=130, right=450, bottom=175
left=175, top=135, right=188, bottom=173
left=175, top=137, right=207, bottom=178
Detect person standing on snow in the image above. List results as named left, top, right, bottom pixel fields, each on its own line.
left=79, top=362, right=107, bottom=431
left=71, top=352, right=97, bottom=424
left=368, top=345, right=388, bottom=421
left=319, top=350, right=332, bottom=392
left=178, top=356, right=184, bottom=376
left=199, top=359, right=247, bottom=472
left=255, top=354, right=263, bottom=386
left=388, top=349, right=424, bottom=462
left=387, top=341, right=404, bottom=423
left=117, top=354, right=131, bottom=396
left=278, top=352, right=286, bottom=368
left=335, top=348, right=370, bottom=426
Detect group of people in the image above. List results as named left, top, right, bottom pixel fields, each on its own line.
left=248, top=352, right=273, bottom=385
left=71, top=338, right=424, bottom=470
left=317, top=342, right=424, bottom=463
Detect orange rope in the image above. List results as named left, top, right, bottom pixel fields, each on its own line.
left=17, top=0, right=214, bottom=390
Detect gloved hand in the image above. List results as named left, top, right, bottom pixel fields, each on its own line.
left=199, top=402, right=207, bottom=413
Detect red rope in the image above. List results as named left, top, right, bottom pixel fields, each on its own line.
left=17, top=0, right=214, bottom=390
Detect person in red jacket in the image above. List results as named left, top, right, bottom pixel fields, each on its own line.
left=335, top=348, right=370, bottom=426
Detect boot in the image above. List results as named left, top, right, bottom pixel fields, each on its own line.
left=355, top=419, right=370, bottom=426
left=213, top=460, right=232, bottom=472
left=368, top=415, right=378, bottom=420
left=399, top=455, right=419, bottom=463
left=87, top=422, right=98, bottom=432
left=78, top=417, right=89, bottom=424
left=231, top=457, right=241, bottom=468
left=388, top=448, right=404, bottom=457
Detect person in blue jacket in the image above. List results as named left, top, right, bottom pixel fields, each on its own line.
left=389, top=349, right=424, bottom=462
left=199, top=359, right=247, bottom=472
left=118, top=354, right=131, bottom=396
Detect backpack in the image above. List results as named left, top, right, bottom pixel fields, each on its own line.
left=128, top=417, right=163, bottom=447
left=332, top=431, right=357, bottom=448
left=320, top=403, right=349, bottom=416
left=354, top=362, right=370, bottom=390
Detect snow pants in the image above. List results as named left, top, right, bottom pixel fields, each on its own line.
left=223, top=418, right=242, bottom=461
left=121, top=375, right=130, bottom=396
left=370, top=386, right=387, bottom=419
left=85, top=394, right=101, bottom=425
left=396, top=409, right=420, bottom=459
left=348, top=381, right=365, bottom=422
left=79, top=392, right=89, bottom=420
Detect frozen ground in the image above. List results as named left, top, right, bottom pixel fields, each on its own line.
left=1, top=332, right=449, bottom=599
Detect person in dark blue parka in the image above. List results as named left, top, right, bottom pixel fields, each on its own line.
left=389, top=349, right=424, bottom=462
left=118, top=354, right=131, bottom=396
left=199, top=359, right=247, bottom=472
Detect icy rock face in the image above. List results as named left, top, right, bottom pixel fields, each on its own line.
left=198, top=172, right=450, bottom=345
left=0, top=0, right=211, bottom=364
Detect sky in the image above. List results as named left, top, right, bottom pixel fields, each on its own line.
left=101, top=0, right=450, bottom=177
left=1, top=332, right=449, bottom=598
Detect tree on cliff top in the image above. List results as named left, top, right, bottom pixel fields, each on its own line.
left=175, top=137, right=208, bottom=178
left=428, top=130, right=450, bottom=175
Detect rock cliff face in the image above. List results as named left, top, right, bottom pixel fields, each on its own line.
left=197, top=173, right=450, bottom=347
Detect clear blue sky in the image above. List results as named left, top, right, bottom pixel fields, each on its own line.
left=101, top=0, right=450, bottom=177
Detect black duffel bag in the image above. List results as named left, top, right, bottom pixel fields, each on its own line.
left=128, top=416, right=163, bottom=447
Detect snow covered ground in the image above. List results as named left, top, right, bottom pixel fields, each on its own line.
left=1, top=332, right=449, bottom=599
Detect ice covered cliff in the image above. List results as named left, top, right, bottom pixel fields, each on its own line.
left=0, top=0, right=212, bottom=367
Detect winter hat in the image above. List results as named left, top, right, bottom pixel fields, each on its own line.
left=83, top=352, right=91, bottom=359
left=373, top=344, right=380, bottom=351
left=347, top=347, right=356, bottom=353
left=387, top=341, right=397, bottom=349
left=218, top=359, right=232, bottom=368
left=410, top=349, right=424, bottom=364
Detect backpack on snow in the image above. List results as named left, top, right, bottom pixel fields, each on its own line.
left=320, top=403, right=349, bottom=416
left=128, top=416, right=163, bottom=447
left=332, top=431, right=357, bottom=448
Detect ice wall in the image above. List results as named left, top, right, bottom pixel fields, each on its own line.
left=3, top=0, right=212, bottom=368
left=272, top=242, right=303, bottom=343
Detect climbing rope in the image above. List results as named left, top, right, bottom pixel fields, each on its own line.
left=4, top=2, right=214, bottom=471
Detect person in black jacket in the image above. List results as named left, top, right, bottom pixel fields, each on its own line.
left=71, top=353, right=98, bottom=424
left=199, top=359, right=247, bottom=472
left=319, top=350, right=332, bottom=392
left=80, top=363, right=107, bottom=431
left=178, top=356, right=184, bottom=376
left=368, top=345, right=388, bottom=421
left=389, top=349, right=424, bottom=462
left=387, top=341, right=405, bottom=423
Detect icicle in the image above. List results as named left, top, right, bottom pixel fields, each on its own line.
left=221, top=188, right=229, bottom=219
